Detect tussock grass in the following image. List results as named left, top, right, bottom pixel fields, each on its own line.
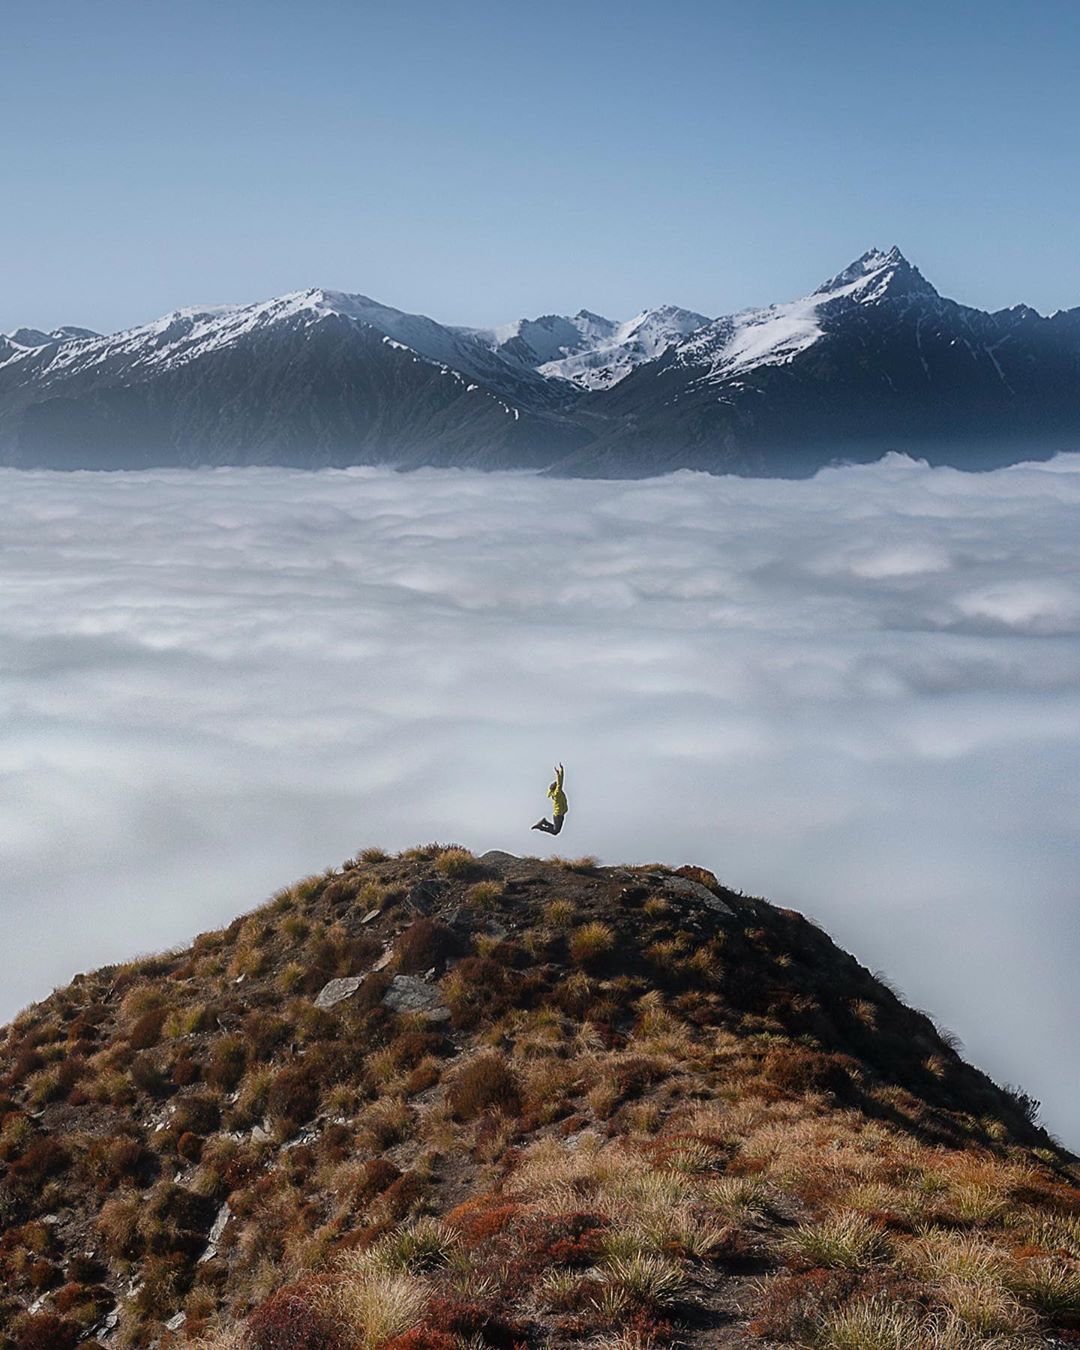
left=662, top=1136, right=721, bottom=1174
left=784, top=1211, right=890, bottom=1270
left=544, top=897, right=576, bottom=926
left=465, top=879, right=503, bottom=908
left=1023, top=1211, right=1080, bottom=1259
left=569, top=921, right=615, bottom=967
left=323, top=1269, right=427, bottom=1347
left=902, top=1230, right=1009, bottom=1284
left=937, top=1274, right=1036, bottom=1336
left=708, top=1175, right=768, bottom=1218
left=816, top=1296, right=923, bottom=1350
left=340, top=1218, right=459, bottom=1275
left=433, top=847, right=478, bottom=879
left=1005, top=1257, right=1080, bottom=1320
left=601, top=1251, right=687, bottom=1307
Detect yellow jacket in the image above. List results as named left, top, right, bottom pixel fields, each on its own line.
left=548, top=765, right=568, bottom=817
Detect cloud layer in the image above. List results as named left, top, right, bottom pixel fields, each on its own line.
left=2, top=456, right=1079, bottom=1143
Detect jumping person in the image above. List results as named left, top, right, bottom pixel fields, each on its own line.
left=532, top=763, right=567, bottom=835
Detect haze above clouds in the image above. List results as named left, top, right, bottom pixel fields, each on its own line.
left=1, top=460, right=1078, bottom=1143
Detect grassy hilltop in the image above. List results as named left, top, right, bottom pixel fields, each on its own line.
left=1, top=846, right=1078, bottom=1349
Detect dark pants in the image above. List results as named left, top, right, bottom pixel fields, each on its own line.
left=533, top=814, right=565, bottom=835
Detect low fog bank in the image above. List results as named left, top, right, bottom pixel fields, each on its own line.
left=1, top=455, right=1078, bottom=1143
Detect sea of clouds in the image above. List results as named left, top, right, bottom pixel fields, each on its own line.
left=1, top=456, right=1078, bottom=1143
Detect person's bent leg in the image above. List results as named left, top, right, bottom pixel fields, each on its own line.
left=551, top=815, right=564, bottom=835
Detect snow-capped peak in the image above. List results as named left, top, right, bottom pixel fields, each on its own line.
left=3, top=325, right=101, bottom=349
left=460, top=311, right=620, bottom=370
left=465, top=304, right=709, bottom=390
left=535, top=304, right=710, bottom=389
left=675, top=246, right=940, bottom=385
left=9, top=288, right=516, bottom=389
left=815, top=245, right=938, bottom=303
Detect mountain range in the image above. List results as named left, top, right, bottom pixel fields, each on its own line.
left=2, top=247, right=1078, bottom=475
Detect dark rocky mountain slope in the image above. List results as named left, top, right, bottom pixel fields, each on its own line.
left=3, top=249, right=1079, bottom=475
left=564, top=248, right=1080, bottom=475
left=1, top=847, right=1077, bottom=1349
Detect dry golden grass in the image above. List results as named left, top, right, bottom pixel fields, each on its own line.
left=783, top=1211, right=891, bottom=1270
left=544, top=896, right=576, bottom=926
left=464, top=879, right=503, bottom=908
left=323, top=1269, right=427, bottom=1347
left=816, top=1296, right=923, bottom=1350
left=433, top=846, right=478, bottom=878
left=569, top=920, right=615, bottom=966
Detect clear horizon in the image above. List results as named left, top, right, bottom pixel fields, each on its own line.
left=4, top=1, right=1080, bottom=334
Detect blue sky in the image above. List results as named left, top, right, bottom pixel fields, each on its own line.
left=3, top=0, right=1080, bottom=332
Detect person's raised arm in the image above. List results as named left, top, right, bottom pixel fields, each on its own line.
left=555, top=763, right=564, bottom=789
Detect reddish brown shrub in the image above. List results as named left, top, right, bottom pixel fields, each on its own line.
left=294, top=1004, right=341, bottom=1044
left=247, top=1282, right=346, bottom=1350
left=763, top=1046, right=853, bottom=1096
left=345, top=970, right=394, bottom=1016
left=10, top=1136, right=70, bottom=1187
left=267, top=1064, right=319, bottom=1129
left=53, top=1274, right=113, bottom=1328
left=446, top=1196, right=522, bottom=1245
left=748, top=1268, right=856, bottom=1340
left=128, top=1008, right=166, bottom=1050
left=390, top=1028, right=448, bottom=1068
left=9, top=1045, right=44, bottom=1084
left=404, top=1061, right=441, bottom=1096
left=177, top=1131, right=203, bottom=1162
left=129, top=1052, right=167, bottom=1095
left=32, top=1058, right=85, bottom=1104
left=380, top=1171, right=427, bottom=1223
left=520, top=1211, right=607, bottom=1267
left=395, top=918, right=463, bottom=975
left=317, top=1121, right=354, bottom=1163
left=171, top=1054, right=201, bottom=1086
left=12, top=1311, right=82, bottom=1350
left=486, top=939, right=531, bottom=970
left=172, top=1092, right=221, bottom=1135
left=214, top=1141, right=263, bottom=1191
left=28, top=1258, right=59, bottom=1290
left=205, top=1034, right=248, bottom=1089
left=423, top=1298, right=529, bottom=1349
left=613, top=1054, right=665, bottom=1099
left=53, top=1283, right=85, bottom=1312
left=75, top=1134, right=149, bottom=1193
left=445, top=1054, right=519, bottom=1122
left=243, top=1011, right=291, bottom=1058
left=353, top=1157, right=402, bottom=1202
left=303, top=1039, right=355, bottom=1089
left=384, top=1332, right=457, bottom=1350
left=445, top=957, right=513, bottom=1029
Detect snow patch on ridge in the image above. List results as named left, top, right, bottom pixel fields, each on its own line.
left=538, top=305, right=710, bottom=389
left=466, top=305, right=709, bottom=391
left=4, top=288, right=527, bottom=418
left=677, top=246, right=940, bottom=386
